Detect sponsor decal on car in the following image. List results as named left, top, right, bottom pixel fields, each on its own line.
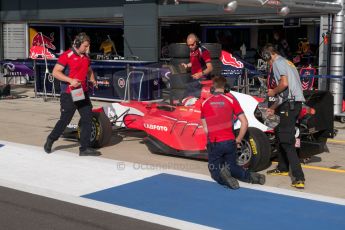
left=144, top=123, right=168, bottom=132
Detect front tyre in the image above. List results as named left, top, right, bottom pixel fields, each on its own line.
left=236, top=127, right=271, bottom=172
left=78, top=111, right=112, bottom=148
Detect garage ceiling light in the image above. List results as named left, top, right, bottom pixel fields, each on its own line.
left=224, top=1, right=238, bottom=12
left=258, top=0, right=270, bottom=5
left=278, top=6, right=290, bottom=16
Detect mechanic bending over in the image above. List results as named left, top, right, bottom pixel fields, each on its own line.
left=201, top=76, right=265, bottom=189
left=263, top=44, right=306, bottom=189
left=181, top=33, right=213, bottom=98
left=44, top=32, right=101, bottom=156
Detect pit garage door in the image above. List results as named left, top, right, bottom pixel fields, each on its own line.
left=2, top=23, right=27, bottom=59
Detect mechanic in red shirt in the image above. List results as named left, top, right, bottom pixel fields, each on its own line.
left=181, top=33, right=213, bottom=98
left=201, top=76, right=265, bottom=189
left=44, top=32, right=100, bottom=156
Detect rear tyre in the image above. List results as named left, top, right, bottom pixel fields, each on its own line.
left=340, top=116, right=345, bottom=123
left=236, top=127, right=271, bottom=172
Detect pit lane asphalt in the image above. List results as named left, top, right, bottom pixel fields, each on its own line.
left=0, top=186, right=175, bottom=230
left=0, top=87, right=345, bottom=228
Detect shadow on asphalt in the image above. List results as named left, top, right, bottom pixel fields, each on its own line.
left=54, top=142, right=80, bottom=151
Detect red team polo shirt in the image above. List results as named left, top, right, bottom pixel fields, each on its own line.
left=190, top=46, right=211, bottom=75
left=57, top=49, right=91, bottom=93
left=201, top=93, right=244, bottom=143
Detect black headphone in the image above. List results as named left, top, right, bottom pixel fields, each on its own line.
left=261, top=49, right=272, bottom=61
left=195, top=34, right=201, bottom=47
left=210, top=83, right=230, bottom=94
left=261, top=44, right=277, bottom=61
left=224, top=83, right=230, bottom=93
left=73, top=32, right=88, bottom=48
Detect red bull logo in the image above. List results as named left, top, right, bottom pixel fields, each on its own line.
left=300, top=67, right=316, bottom=91
left=32, top=32, right=56, bottom=50
left=220, top=50, right=243, bottom=69
left=29, top=46, right=55, bottom=59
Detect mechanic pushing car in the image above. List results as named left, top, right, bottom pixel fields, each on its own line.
left=181, top=33, right=213, bottom=98
left=263, top=44, right=306, bottom=189
left=201, top=76, right=265, bottom=189
left=44, top=32, right=101, bottom=156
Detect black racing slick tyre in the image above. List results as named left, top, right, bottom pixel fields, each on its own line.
left=201, top=43, right=222, bottom=59
left=78, top=111, right=112, bottom=148
left=210, top=59, right=223, bottom=77
left=169, top=73, right=191, bottom=89
left=168, top=43, right=190, bottom=58
left=340, top=116, right=345, bottom=123
left=170, top=58, right=190, bottom=74
left=236, top=127, right=271, bottom=172
left=170, top=88, right=186, bottom=101
left=168, top=43, right=221, bottom=59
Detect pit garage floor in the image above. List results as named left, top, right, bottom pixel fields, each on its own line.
left=0, top=86, right=345, bottom=229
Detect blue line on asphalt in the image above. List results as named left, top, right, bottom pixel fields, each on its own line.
left=83, top=173, right=345, bottom=230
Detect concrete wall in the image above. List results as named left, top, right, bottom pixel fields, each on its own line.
left=0, top=0, right=123, bottom=21
left=123, top=3, right=159, bottom=62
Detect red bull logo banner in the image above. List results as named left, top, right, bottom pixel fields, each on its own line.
left=300, top=67, right=316, bottom=91
left=220, top=50, right=243, bottom=77
left=29, top=28, right=56, bottom=59
left=221, top=50, right=243, bottom=68
left=31, top=32, right=56, bottom=50
left=29, top=46, right=56, bottom=59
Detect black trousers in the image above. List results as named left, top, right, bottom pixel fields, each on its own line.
left=207, top=140, right=250, bottom=184
left=48, top=92, right=92, bottom=151
left=276, top=102, right=305, bottom=181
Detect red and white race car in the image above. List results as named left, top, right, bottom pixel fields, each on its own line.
left=65, top=80, right=335, bottom=172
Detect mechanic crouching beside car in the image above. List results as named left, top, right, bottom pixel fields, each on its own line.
left=262, top=44, right=306, bottom=189
left=201, top=76, right=265, bottom=189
